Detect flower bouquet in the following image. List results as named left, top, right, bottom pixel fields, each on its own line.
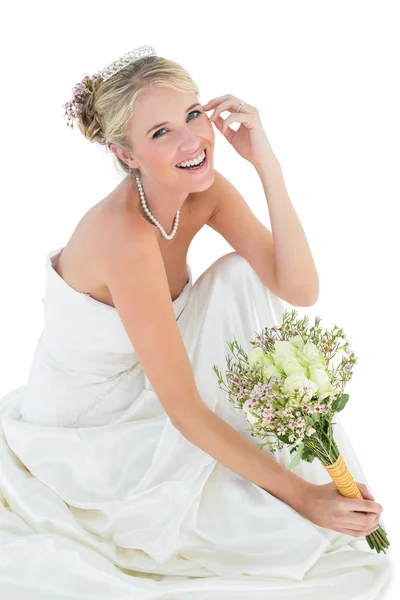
left=212, top=308, right=389, bottom=554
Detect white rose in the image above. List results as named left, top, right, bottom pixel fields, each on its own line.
left=274, top=341, right=297, bottom=357
left=248, top=349, right=274, bottom=367
left=287, top=335, right=305, bottom=351
left=283, top=373, right=318, bottom=400
left=281, top=356, right=307, bottom=377
left=272, top=341, right=298, bottom=370
left=301, top=342, right=326, bottom=367
left=262, top=364, right=282, bottom=382
left=308, top=365, right=335, bottom=398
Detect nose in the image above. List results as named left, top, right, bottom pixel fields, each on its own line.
left=179, top=139, right=203, bottom=155
left=178, top=125, right=204, bottom=146
left=180, top=131, right=200, bottom=144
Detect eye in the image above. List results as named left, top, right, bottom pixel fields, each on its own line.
left=152, top=110, right=203, bottom=139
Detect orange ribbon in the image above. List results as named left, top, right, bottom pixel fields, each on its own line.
left=323, top=454, right=363, bottom=499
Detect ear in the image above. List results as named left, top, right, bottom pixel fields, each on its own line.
left=110, top=143, right=141, bottom=169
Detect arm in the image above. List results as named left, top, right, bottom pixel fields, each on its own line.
left=174, top=401, right=313, bottom=514
left=101, top=220, right=313, bottom=515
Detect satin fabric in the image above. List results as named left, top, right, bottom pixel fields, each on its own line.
left=0, top=247, right=393, bottom=599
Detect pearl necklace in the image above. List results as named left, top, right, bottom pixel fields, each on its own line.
left=135, top=173, right=180, bottom=241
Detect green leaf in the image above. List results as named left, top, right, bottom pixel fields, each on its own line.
left=332, top=393, right=349, bottom=413
left=286, top=443, right=305, bottom=471
left=277, top=434, right=291, bottom=444
left=301, top=445, right=316, bottom=463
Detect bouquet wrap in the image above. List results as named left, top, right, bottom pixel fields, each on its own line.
left=324, top=454, right=364, bottom=499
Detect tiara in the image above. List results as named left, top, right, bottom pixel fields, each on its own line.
left=63, top=45, right=157, bottom=128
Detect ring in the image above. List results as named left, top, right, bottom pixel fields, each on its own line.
left=237, top=101, right=243, bottom=113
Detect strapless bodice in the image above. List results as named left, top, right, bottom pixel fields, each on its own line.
left=19, top=246, right=193, bottom=427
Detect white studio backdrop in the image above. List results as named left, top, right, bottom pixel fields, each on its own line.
left=1, top=1, right=399, bottom=594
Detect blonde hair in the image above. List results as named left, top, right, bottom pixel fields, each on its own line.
left=76, top=55, right=200, bottom=179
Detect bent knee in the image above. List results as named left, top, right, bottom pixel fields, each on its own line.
left=215, top=251, right=252, bottom=275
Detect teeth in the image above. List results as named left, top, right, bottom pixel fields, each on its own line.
left=176, top=150, right=206, bottom=168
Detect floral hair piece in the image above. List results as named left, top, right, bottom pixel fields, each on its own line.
left=63, top=45, right=157, bottom=129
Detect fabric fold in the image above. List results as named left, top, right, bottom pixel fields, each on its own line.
left=0, top=248, right=393, bottom=599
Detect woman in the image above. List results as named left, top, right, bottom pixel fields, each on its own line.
left=0, top=45, right=392, bottom=599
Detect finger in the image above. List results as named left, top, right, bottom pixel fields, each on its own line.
left=338, top=523, right=379, bottom=538
left=342, top=513, right=379, bottom=531
left=220, top=113, right=257, bottom=139
left=202, top=94, right=236, bottom=111
left=209, top=113, right=231, bottom=133
left=356, top=481, right=375, bottom=500
left=344, top=497, right=383, bottom=515
left=207, top=98, right=246, bottom=125
left=342, top=512, right=381, bottom=531
left=210, top=114, right=224, bottom=131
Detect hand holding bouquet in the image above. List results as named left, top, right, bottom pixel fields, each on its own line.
left=213, top=309, right=390, bottom=553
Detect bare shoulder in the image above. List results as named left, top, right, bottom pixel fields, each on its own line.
left=57, top=172, right=217, bottom=305
left=55, top=177, right=152, bottom=299
left=92, top=181, right=157, bottom=279
left=97, top=203, right=156, bottom=280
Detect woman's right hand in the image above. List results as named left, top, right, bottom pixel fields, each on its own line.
left=300, top=481, right=383, bottom=537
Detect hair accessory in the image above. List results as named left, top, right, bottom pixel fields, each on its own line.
left=99, top=45, right=156, bottom=82
left=63, top=45, right=157, bottom=128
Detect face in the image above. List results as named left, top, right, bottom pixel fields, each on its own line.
left=113, top=86, right=214, bottom=193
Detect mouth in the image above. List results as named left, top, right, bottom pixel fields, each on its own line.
left=175, top=148, right=209, bottom=173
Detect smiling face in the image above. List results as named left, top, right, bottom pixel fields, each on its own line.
left=115, top=86, right=215, bottom=193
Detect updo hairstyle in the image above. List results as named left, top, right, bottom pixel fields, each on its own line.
left=75, top=55, right=200, bottom=179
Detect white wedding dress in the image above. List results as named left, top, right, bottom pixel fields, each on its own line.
left=0, top=247, right=393, bottom=599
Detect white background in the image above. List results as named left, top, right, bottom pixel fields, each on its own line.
left=1, top=1, right=398, bottom=595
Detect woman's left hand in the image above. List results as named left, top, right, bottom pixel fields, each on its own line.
left=202, top=94, right=276, bottom=167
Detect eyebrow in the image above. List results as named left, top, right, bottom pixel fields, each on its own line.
left=146, top=103, right=202, bottom=135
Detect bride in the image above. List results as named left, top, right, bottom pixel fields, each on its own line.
left=0, top=45, right=392, bottom=599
